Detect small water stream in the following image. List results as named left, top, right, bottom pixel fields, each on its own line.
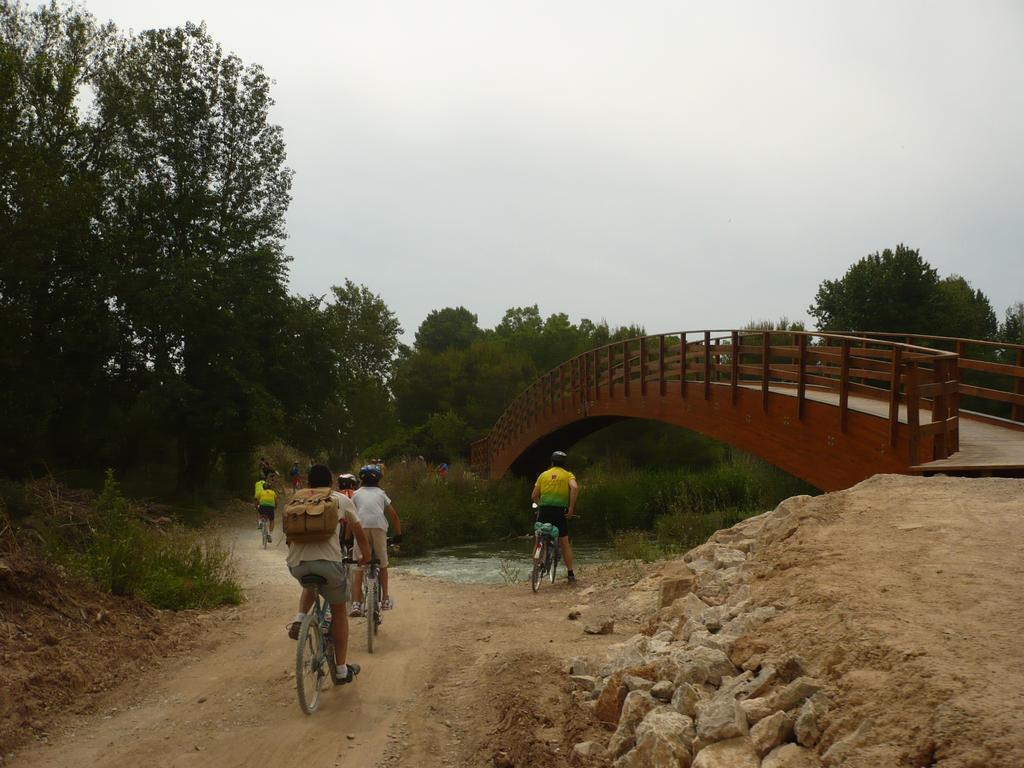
left=398, top=538, right=617, bottom=584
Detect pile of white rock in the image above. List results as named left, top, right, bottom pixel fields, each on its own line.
left=568, top=495, right=845, bottom=768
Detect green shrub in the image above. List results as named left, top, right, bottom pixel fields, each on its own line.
left=610, top=530, right=667, bottom=563
left=46, top=471, right=242, bottom=610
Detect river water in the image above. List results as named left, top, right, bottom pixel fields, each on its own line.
left=398, top=538, right=616, bottom=584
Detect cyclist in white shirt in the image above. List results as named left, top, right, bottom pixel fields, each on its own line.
left=349, top=465, right=403, bottom=616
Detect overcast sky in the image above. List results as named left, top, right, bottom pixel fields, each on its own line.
left=86, top=0, right=1024, bottom=339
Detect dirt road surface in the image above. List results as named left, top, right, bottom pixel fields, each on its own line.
left=7, top=515, right=619, bottom=768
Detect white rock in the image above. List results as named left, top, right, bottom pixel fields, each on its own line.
left=616, top=710, right=695, bottom=768
left=624, top=675, right=655, bottom=693
left=794, top=694, right=828, bottom=747
left=713, top=548, right=746, bottom=569
left=695, top=695, right=748, bottom=742
left=671, top=683, right=702, bottom=718
left=691, top=737, right=760, bottom=768
left=651, top=680, right=675, bottom=701
left=572, top=740, right=604, bottom=761
left=750, top=710, right=793, bottom=757
left=607, top=691, right=658, bottom=758
left=763, top=743, right=821, bottom=768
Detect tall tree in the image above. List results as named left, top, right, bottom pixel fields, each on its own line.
left=92, top=22, right=293, bottom=489
left=809, top=245, right=939, bottom=333
left=413, top=306, right=481, bottom=354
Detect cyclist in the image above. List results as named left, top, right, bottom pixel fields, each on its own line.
left=253, top=476, right=268, bottom=527
left=287, top=464, right=371, bottom=686
left=531, top=450, right=580, bottom=584
left=289, top=461, right=301, bottom=493
left=256, top=480, right=278, bottom=542
left=337, top=473, right=358, bottom=498
left=349, top=465, right=403, bottom=616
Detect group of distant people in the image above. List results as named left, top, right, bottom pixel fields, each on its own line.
left=252, top=449, right=580, bottom=687
left=254, top=461, right=402, bottom=686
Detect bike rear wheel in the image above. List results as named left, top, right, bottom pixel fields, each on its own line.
left=364, top=579, right=376, bottom=654
left=261, top=521, right=270, bottom=549
left=295, top=612, right=325, bottom=714
left=549, top=540, right=559, bottom=584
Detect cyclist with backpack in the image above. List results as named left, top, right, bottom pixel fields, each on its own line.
left=286, top=464, right=371, bottom=686
left=531, top=451, right=579, bottom=584
left=349, top=465, right=403, bottom=616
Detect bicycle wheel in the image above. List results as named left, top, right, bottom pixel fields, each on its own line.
left=530, top=561, right=542, bottom=592
left=549, top=540, right=559, bottom=584
left=364, top=579, right=376, bottom=654
left=261, top=522, right=270, bottom=549
left=295, top=612, right=325, bottom=714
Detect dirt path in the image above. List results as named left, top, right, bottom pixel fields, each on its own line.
left=6, top=515, right=625, bottom=768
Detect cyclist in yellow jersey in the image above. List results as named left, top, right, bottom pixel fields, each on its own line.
left=256, top=484, right=277, bottom=542
left=531, top=450, right=580, bottom=584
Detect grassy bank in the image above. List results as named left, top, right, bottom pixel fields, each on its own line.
left=1, top=473, right=241, bottom=610
left=379, top=454, right=815, bottom=557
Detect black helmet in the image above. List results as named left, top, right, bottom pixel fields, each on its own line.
left=338, top=473, right=357, bottom=490
left=551, top=451, right=567, bottom=467
left=359, top=465, right=383, bottom=486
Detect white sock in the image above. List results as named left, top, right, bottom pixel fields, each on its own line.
left=337, top=664, right=348, bottom=677
left=293, top=612, right=305, bottom=622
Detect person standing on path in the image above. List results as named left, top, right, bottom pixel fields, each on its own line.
left=531, top=450, right=580, bottom=584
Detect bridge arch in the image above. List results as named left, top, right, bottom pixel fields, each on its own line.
left=472, top=330, right=1024, bottom=491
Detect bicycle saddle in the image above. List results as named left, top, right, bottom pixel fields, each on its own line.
left=299, top=574, right=328, bottom=586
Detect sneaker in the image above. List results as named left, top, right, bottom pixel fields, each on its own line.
left=349, top=602, right=364, bottom=618
left=382, top=596, right=394, bottom=611
left=567, top=570, right=577, bottom=584
left=287, top=613, right=305, bottom=640
left=333, top=663, right=361, bottom=685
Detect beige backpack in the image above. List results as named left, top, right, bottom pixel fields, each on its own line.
left=282, top=488, right=340, bottom=543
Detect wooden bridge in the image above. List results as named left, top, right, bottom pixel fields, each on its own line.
left=470, top=330, right=1024, bottom=491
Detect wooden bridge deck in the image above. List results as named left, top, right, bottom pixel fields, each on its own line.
left=757, top=385, right=1024, bottom=474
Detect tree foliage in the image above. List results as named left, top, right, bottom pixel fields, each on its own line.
left=0, top=6, right=396, bottom=493
left=809, top=244, right=998, bottom=340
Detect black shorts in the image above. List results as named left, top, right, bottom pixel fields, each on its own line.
left=259, top=506, right=275, bottom=520
left=537, top=506, right=569, bottom=538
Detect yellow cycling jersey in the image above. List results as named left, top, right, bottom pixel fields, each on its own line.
left=253, top=479, right=266, bottom=500
left=257, top=487, right=276, bottom=507
left=534, top=467, right=575, bottom=507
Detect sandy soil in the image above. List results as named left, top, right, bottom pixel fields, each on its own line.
left=7, top=475, right=1022, bottom=768
left=3, top=512, right=628, bottom=768
left=747, top=475, right=1024, bottom=767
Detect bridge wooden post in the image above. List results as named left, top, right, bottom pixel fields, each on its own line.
left=931, top=358, right=949, bottom=460
left=703, top=331, right=711, bottom=400
left=559, top=364, right=565, bottom=415
left=658, top=335, right=666, bottom=396
left=797, top=334, right=807, bottom=421
left=839, top=338, right=850, bottom=432
left=730, top=331, right=739, bottom=405
left=623, top=341, right=631, bottom=397
left=640, top=337, right=648, bottom=396
left=680, top=332, right=688, bottom=398
left=1015, top=349, right=1024, bottom=422
left=906, top=361, right=920, bottom=465
left=607, top=346, right=614, bottom=399
left=888, top=346, right=902, bottom=447
left=761, top=333, right=770, bottom=412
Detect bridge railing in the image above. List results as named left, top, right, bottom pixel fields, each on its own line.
left=847, top=332, right=1024, bottom=425
left=473, top=329, right=966, bottom=475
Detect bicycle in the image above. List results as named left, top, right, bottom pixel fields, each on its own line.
left=531, top=520, right=561, bottom=592
left=361, top=555, right=383, bottom=653
left=257, top=513, right=271, bottom=549
left=293, top=573, right=338, bottom=715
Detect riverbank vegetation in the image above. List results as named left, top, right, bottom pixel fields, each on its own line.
left=0, top=474, right=240, bottom=610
